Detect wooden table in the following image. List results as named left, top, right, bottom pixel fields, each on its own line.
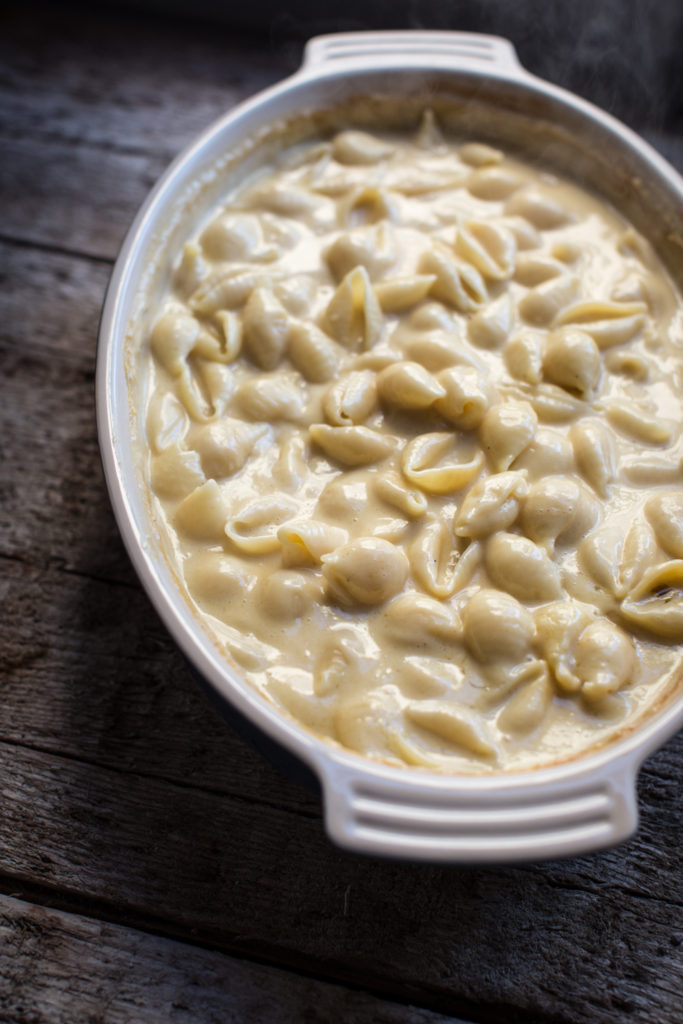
left=1, top=6, right=682, bottom=1021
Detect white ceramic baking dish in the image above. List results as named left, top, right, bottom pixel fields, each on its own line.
left=97, top=30, right=683, bottom=862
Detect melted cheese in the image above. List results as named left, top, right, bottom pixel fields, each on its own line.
left=139, top=117, right=683, bottom=773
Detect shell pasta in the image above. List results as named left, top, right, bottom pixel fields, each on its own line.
left=140, top=115, right=683, bottom=773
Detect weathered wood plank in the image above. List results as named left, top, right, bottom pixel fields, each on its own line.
left=0, top=240, right=111, bottom=361
left=0, top=894, right=462, bottom=1024
left=0, top=738, right=680, bottom=1024
left=0, top=137, right=168, bottom=260
left=0, top=7, right=292, bottom=159
left=0, top=241, right=131, bottom=581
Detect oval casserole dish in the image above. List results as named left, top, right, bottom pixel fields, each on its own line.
left=96, top=30, right=683, bottom=862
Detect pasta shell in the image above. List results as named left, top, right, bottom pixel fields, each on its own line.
left=512, top=427, right=575, bottom=479
left=278, top=520, right=349, bottom=567
left=603, top=401, right=674, bottom=445
left=225, top=493, right=299, bottom=555
left=258, top=571, right=325, bottom=622
left=207, top=310, right=243, bottom=363
left=454, top=471, right=529, bottom=539
left=322, top=537, right=409, bottom=606
left=150, top=443, right=205, bottom=500
left=396, top=657, right=462, bottom=700
left=459, top=142, right=503, bottom=167
left=313, top=628, right=367, bottom=697
left=377, top=361, right=446, bottom=410
left=322, top=371, right=378, bottom=425
left=288, top=322, right=341, bottom=383
left=339, top=186, right=399, bottom=227
left=250, top=184, right=320, bottom=217
left=574, top=619, right=636, bottom=701
left=485, top=533, right=564, bottom=602
left=518, top=274, right=580, bottom=326
left=434, top=366, right=494, bottom=430
left=455, top=220, right=516, bottom=281
left=175, top=480, right=228, bottom=542
left=503, top=330, right=543, bottom=385
left=324, top=265, right=384, bottom=349
left=467, top=167, right=523, bottom=200
left=174, top=241, right=209, bottom=297
left=604, top=349, right=651, bottom=382
left=622, top=457, right=683, bottom=486
left=309, top=424, right=395, bottom=466
left=513, top=255, right=565, bottom=287
left=468, top=293, right=514, bottom=350
left=374, top=275, right=437, bottom=313
left=521, top=476, right=594, bottom=553
left=405, top=702, right=497, bottom=760
left=505, top=189, right=574, bottom=229
left=150, top=310, right=200, bottom=376
left=274, top=275, right=317, bottom=316
left=645, top=492, right=683, bottom=558
left=401, top=331, right=484, bottom=373
left=620, top=561, right=683, bottom=640
left=570, top=420, right=617, bottom=498
left=497, top=666, right=552, bottom=737
left=409, top=518, right=461, bottom=598
left=420, top=246, right=487, bottom=313
left=146, top=392, right=189, bottom=454
left=501, top=216, right=542, bottom=251
left=332, top=130, right=395, bottom=165
left=508, top=381, right=586, bottom=423
left=542, top=327, right=601, bottom=398
left=200, top=213, right=266, bottom=262
left=334, top=693, right=395, bottom=757
left=381, top=593, right=461, bottom=645
left=194, top=418, right=269, bottom=479
left=236, top=374, right=307, bottom=422
left=242, top=287, right=290, bottom=370
left=534, top=600, right=595, bottom=692
left=408, top=302, right=458, bottom=332
left=374, top=472, right=428, bottom=518
left=554, top=300, right=647, bottom=349
left=463, top=589, right=535, bottom=663
left=578, top=519, right=657, bottom=600
left=273, top=432, right=308, bottom=490
left=479, top=399, right=537, bottom=472
left=402, top=432, right=485, bottom=494
left=325, top=222, right=397, bottom=281
left=190, top=269, right=267, bottom=315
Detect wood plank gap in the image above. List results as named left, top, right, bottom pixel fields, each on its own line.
left=0, top=551, right=139, bottom=593
left=0, top=734, right=323, bottom=822
left=0, top=879, right=536, bottom=1024
left=516, top=862, right=683, bottom=910
left=0, top=231, right=115, bottom=267
left=0, top=895, right=469, bottom=1024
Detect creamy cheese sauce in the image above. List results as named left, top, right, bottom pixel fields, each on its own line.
left=140, top=116, right=683, bottom=773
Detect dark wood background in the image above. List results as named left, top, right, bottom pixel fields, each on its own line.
left=1, top=4, right=682, bottom=1021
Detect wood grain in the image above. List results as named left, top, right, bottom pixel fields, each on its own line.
left=0, top=734, right=680, bottom=1023
left=0, top=895, right=462, bottom=1024
left=1, top=4, right=682, bottom=1022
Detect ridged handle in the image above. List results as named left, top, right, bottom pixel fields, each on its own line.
left=302, top=31, right=523, bottom=77
left=320, top=758, right=639, bottom=862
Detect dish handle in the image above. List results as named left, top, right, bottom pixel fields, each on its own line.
left=318, top=756, right=640, bottom=862
left=301, top=31, right=524, bottom=78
